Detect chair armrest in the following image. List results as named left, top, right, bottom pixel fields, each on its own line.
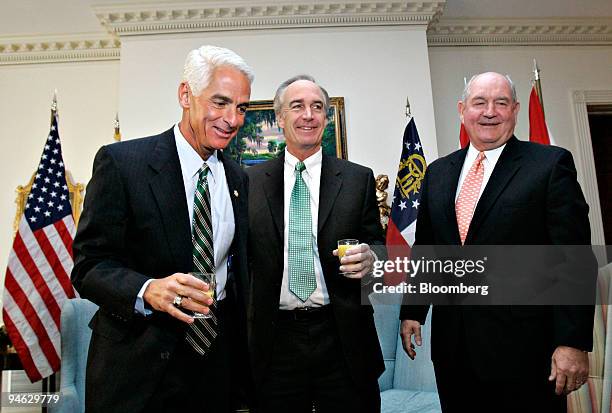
left=49, top=386, right=79, bottom=413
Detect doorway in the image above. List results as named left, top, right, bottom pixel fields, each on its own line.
left=587, top=105, right=612, bottom=247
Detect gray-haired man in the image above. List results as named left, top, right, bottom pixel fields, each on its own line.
left=248, top=75, right=384, bottom=412
left=72, top=45, right=253, bottom=413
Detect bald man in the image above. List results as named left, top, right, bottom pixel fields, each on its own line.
left=399, top=72, right=596, bottom=412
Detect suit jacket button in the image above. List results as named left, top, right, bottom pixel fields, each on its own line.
left=161, top=351, right=170, bottom=360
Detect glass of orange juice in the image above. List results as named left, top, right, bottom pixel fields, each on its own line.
left=189, top=271, right=215, bottom=319
left=337, top=239, right=359, bottom=276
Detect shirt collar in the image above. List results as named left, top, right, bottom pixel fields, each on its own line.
left=174, top=124, right=219, bottom=181
left=467, top=141, right=506, bottom=165
left=284, top=147, right=322, bottom=175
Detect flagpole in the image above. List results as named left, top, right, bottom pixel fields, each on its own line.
left=533, top=59, right=545, bottom=119
left=458, top=77, right=470, bottom=149
left=49, top=88, right=61, bottom=400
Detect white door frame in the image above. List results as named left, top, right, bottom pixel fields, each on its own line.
left=571, top=90, right=611, bottom=247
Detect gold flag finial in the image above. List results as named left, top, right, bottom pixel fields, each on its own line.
left=405, top=97, right=411, bottom=118
left=532, top=58, right=544, bottom=114
left=113, top=113, right=122, bottom=142
left=51, top=90, right=58, bottom=113
left=533, top=58, right=541, bottom=81
left=50, top=89, right=59, bottom=125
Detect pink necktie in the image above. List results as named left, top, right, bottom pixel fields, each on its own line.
left=455, top=152, right=486, bottom=245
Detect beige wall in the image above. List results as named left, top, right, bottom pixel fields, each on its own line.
left=0, top=61, right=119, bottom=293
left=118, top=27, right=439, bottom=183
left=429, top=45, right=612, bottom=160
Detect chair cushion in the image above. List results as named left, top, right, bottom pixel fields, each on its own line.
left=372, top=297, right=401, bottom=391
left=380, top=389, right=441, bottom=413
left=392, top=310, right=438, bottom=392
left=56, top=298, right=98, bottom=413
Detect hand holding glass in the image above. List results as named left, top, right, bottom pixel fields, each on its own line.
left=189, top=271, right=215, bottom=319
left=337, top=239, right=359, bottom=276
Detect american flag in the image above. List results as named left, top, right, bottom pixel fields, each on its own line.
left=385, top=117, right=427, bottom=285
left=2, top=108, right=77, bottom=382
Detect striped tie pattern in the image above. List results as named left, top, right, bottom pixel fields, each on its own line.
left=186, top=164, right=218, bottom=355
left=455, top=151, right=486, bottom=245
left=288, top=161, right=317, bottom=301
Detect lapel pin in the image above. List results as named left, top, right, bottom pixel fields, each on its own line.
left=233, top=190, right=239, bottom=198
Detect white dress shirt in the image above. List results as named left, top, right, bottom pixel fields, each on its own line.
left=279, top=148, right=330, bottom=310
left=455, top=143, right=506, bottom=202
left=135, top=125, right=235, bottom=314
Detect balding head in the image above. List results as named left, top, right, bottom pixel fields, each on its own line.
left=458, top=72, right=520, bottom=151
left=462, top=72, right=517, bottom=103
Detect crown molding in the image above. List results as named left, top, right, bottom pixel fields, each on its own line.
left=427, top=18, right=612, bottom=46
left=0, top=33, right=120, bottom=66
left=93, top=1, right=445, bottom=36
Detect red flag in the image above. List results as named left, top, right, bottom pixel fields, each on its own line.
left=3, top=111, right=77, bottom=382
left=529, top=86, right=551, bottom=145
left=459, top=123, right=469, bottom=148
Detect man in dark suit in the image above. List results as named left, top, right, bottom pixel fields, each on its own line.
left=399, top=72, right=596, bottom=412
left=248, top=75, right=385, bottom=412
left=72, top=45, right=253, bottom=413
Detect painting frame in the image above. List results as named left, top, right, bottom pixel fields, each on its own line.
left=226, top=97, right=347, bottom=167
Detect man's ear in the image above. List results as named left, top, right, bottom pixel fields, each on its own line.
left=457, top=100, right=465, bottom=123
left=277, top=112, right=285, bottom=129
left=178, top=82, right=190, bottom=109
left=513, top=101, right=520, bottom=121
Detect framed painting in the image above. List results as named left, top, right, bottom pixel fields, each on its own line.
left=226, top=97, right=347, bottom=167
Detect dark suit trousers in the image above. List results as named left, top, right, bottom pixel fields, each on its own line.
left=144, top=300, right=231, bottom=413
left=433, top=332, right=567, bottom=413
left=257, top=307, right=380, bottom=413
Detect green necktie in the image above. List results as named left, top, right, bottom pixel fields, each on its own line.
left=288, top=161, right=316, bottom=302
left=192, top=164, right=215, bottom=274
left=186, top=164, right=217, bottom=355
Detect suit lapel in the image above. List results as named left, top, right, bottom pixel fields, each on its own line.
left=262, top=155, right=285, bottom=241
left=445, top=148, right=469, bottom=244
left=318, top=155, right=342, bottom=233
left=218, top=151, right=241, bottom=226
left=148, top=128, right=192, bottom=271
left=466, top=136, right=522, bottom=243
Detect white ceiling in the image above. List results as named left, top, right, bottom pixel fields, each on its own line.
left=1, top=0, right=105, bottom=37
left=1, top=0, right=611, bottom=38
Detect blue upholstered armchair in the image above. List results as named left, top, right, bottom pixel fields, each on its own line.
left=372, top=297, right=441, bottom=413
left=53, top=296, right=439, bottom=413
left=51, top=298, right=98, bottom=413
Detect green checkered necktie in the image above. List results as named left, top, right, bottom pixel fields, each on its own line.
left=186, top=163, right=217, bottom=356
left=288, top=161, right=316, bottom=302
